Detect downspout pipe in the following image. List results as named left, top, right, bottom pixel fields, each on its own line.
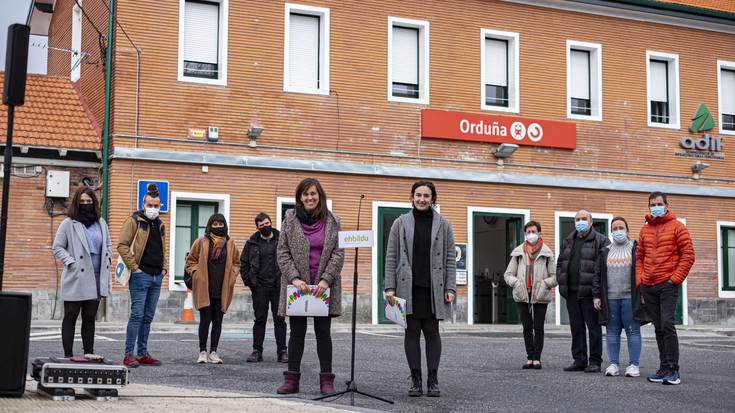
left=102, top=0, right=114, bottom=219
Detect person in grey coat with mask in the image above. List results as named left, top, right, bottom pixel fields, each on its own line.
left=53, top=186, right=112, bottom=359
left=385, top=181, right=456, bottom=398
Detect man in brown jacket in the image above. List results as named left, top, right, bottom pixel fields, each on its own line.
left=117, top=185, right=167, bottom=368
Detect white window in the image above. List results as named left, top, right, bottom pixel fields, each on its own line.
left=388, top=17, right=429, bottom=104
left=481, top=29, right=519, bottom=113
left=178, top=0, right=228, bottom=85
left=566, top=40, right=602, bottom=120
left=71, top=3, right=82, bottom=82
left=284, top=3, right=330, bottom=95
left=646, top=51, right=680, bottom=129
left=718, top=60, right=735, bottom=135
left=718, top=221, right=735, bottom=298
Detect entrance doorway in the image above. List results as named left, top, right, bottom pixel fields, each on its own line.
left=469, top=208, right=529, bottom=325
left=373, top=203, right=411, bottom=324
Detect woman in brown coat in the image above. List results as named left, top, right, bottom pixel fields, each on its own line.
left=276, top=178, right=344, bottom=396
left=185, top=213, right=240, bottom=365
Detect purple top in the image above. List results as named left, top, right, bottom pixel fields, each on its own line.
left=301, top=218, right=326, bottom=284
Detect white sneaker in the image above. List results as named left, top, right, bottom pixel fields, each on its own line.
left=197, top=351, right=208, bottom=364
left=208, top=351, right=223, bottom=364
left=625, top=364, right=640, bottom=377
left=605, top=364, right=620, bottom=376
left=84, top=353, right=104, bottom=361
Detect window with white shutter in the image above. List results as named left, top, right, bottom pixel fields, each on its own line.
left=388, top=17, right=429, bottom=103
left=719, top=64, right=735, bottom=132
left=481, top=29, right=518, bottom=113
left=570, top=49, right=591, bottom=115
left=283, top=4, right=330, bottom=95
left=647, top=51, right=679, bottom=128
left=178, top=0, right=227, bottom=85
left=566, top=41, right=602, bottom=120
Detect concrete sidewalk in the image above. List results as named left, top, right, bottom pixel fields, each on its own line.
left=0, top=382, right=366, bottom=413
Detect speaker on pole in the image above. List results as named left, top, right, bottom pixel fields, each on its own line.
left=3, top=24, right=30, bottom=106
left=0, top=292, right=32, bottom=397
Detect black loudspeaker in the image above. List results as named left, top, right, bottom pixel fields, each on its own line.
left=2, top=24, right=30, bottom=106
left=0, top=292, right=32, bottom=397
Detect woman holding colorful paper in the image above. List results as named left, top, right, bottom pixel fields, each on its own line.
left=384, top=181, right=457, bottom=398
left=276, top=178, right=344, bottom=395
left=503, top=220, right=557, bottom=370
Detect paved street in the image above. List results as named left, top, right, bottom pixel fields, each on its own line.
left=24, top=323, right=735, bottom=412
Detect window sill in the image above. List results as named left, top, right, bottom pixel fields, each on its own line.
left=718, top=290, right=735, bottom=298
left=178, top=74, right=227, bottom=86
left=567, top=113, right=602, bottom=122
left=718, top=128, right=735, bottom=136
left=481, top=104, right=519, bottom=114
left=388, top=95, right=429, bottom=105
left=283, top=87, right=330, bottom=96
left=647, top=121, right=680, bottom=130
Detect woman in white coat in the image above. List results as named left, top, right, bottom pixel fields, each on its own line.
left=53, top=186, right=112, bottom=359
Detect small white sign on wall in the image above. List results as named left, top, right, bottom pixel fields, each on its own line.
left=338, top=230, right=374, bottom=249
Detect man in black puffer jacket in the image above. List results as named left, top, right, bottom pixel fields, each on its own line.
left=557, top=210, right=610, bottom=373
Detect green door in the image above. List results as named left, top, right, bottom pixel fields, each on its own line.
left=557, top=217, right=609, bottom=325
left=174, top=201, right=219, bottom=284
left=377, top=206, right=411, bottom=323
left=505, top=217, right=523, bottom=324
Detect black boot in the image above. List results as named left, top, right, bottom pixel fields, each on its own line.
left=427, top=370, right=440, bottom=397
left=408, top=369, right=422, bottom=397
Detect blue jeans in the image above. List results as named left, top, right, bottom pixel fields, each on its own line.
left=125, top=271, right=163, bottom=355
left=606, top=298, right=642, bottom=366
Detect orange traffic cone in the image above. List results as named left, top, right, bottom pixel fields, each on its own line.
left=176, top=289, right=196, bottom=324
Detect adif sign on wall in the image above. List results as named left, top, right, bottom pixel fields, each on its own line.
left=675, top=104, right=724, bottom=160
left=421, top=109, right=576, bottom=149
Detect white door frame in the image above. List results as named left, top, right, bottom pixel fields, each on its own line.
left=467, top=206, right=531, bottom=325
left=678, top=218, right=689, bottom=325
left=168, top=191, right=231, bottom=291
left=371, top=201, right=413, bottom=324
left=553, top=211, right=613, bottom=325
left=716, top=220, right=735, bottom=299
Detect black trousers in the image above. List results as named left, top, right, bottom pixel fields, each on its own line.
left=566, top=291, right=602, bottom=367
left=252, top=287, right=287, bottom=353
left=199, top=298, right=224, bottom=352
left=62, top=300, right=100, bottom=357
left=288, top=316, right=332, bottom=373
left=641, top=281, right=680, bottom=371
left=518, top=302, right=548, bottom=361
left=405, top=316, right=442, bottom=372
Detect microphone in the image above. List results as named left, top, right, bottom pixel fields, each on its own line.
left=356, top=194, right=365, bottom=231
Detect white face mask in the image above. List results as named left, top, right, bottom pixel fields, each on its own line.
left=145, top=207, right=160, bottom=220
left=525, top=233, right=539, bottom=245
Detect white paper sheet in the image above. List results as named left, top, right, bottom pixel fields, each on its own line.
left=286, top=285, right=330, bottom=317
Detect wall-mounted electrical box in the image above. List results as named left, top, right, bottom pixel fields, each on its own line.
left=208, top=126, right=219, bottom=142
left=46, top=170, right=70, bottom=198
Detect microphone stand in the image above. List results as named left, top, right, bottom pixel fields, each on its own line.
left=314, top=194, right=393, bottom=406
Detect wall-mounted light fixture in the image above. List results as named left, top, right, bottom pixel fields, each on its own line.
left=247, top=126, right=264, bottom=148
left=691, top=161, right=710, bottom=180
left=492, top=143, right=519, bottom=166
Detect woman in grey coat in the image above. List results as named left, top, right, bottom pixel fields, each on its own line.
left=385, top=181, right=456, bottom=398
left=52, top=186, right=112, bottom=359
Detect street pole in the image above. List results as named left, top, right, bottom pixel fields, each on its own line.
left=0, top=105, right=15, bottom=291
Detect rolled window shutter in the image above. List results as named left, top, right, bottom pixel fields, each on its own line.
left=722, top=69, right=735, bottom=114
left=485, top=38, right=507, bottom=87
left=392, top=26, right=418, bottom=85
left=570, top=49, right=590, bottom=100
left=184, top=1, right=219, bottom=64
left=650, top=60, right=668, bottom=102
left=289, top=13, right=320, bottom=89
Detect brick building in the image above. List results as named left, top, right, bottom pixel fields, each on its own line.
left=3, top=0, right=735, bottom=324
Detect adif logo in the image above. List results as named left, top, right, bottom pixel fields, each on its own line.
left=689, top=103, right=716, bottom=133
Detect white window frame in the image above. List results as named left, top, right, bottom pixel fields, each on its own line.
left=177, top=0, right=229, bottom=86
left=717, top=221, right=735, bottom=298
left=566, top=40, right=602, bottom=121
left=71, top=2, right=82, bottom=82
left=276, top=197, right=333, bottom=230
left=480, top=29, right=519, bottom=113
left=168, top=191, right=231, bottom=292
left=387, top=16, right=430, bottom=105
left=717, top=60, right=735, bottom=136
left=467, top=206, right=530, bottom=325
left=553, top=211, right=613, bottom=325
left=646, top=51, right=680, bottom=129
left=283, top=3, right=330, bottom=95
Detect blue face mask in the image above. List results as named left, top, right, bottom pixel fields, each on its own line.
left=612, top=230, right=628, bottom=243
left=650, top=206, right=666, bottom=218
left=575, top=220, right=590, bottom=233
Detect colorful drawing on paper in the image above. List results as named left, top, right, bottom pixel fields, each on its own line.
left=286, top=285, right=330, bottom=317
left=383, top=294, right=407, bottom=328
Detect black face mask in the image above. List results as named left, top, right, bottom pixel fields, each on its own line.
left=211, top=227, right=227, bottom=237
left=259, top=226, right=273, bottom=237
left=78, top=203, right=97, bottom=227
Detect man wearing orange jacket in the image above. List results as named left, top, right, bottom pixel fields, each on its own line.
left=636, top=192, right=695, bottom=386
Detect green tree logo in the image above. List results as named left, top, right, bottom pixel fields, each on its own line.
left=689, top=103, right=716, bottom=133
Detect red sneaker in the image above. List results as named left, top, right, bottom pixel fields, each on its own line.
left=137, top=352, right=162, bottom=366
left=123, top=354, right=140, bottom=368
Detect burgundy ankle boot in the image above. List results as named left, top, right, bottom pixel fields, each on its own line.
left=277, top=371, right=301, bottom=394
left=319, top=373, right=336, bottom=395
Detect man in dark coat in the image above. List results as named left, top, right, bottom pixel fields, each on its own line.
left=241, top=213, right=287, bottom=363
left=557, top=210, right=610, bottom=373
